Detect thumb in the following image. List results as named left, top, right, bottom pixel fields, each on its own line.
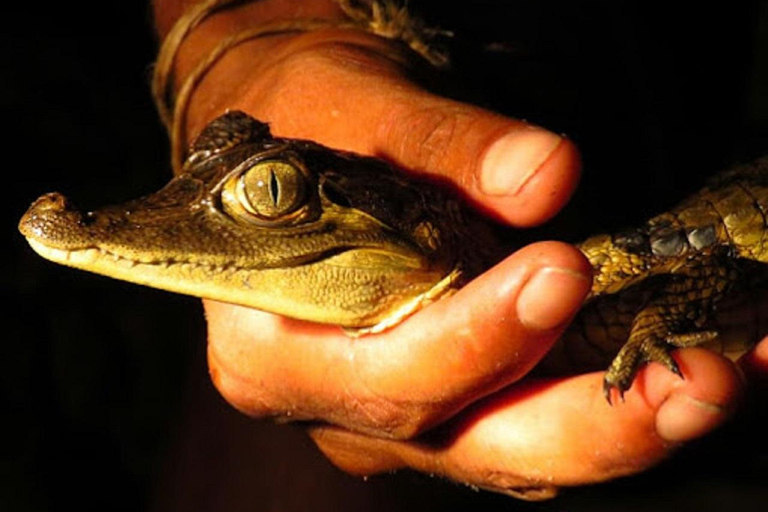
left=217, top=35, right=581, bottom=227
left=370, top=93, right=581, bottom=227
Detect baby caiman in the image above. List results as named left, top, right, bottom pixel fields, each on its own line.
left=18, top=111, right=768, bottom=401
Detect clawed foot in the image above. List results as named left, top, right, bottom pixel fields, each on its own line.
left=602, top=337, right=680, bottom=405
left=602, top=330, right=718, bottom=405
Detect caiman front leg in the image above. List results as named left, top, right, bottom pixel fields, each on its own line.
left=602, top=255, right=738, bottom=404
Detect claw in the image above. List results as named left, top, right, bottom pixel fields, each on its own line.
left=648, top=341, right=684, bottom=379
left=602, top=380, right=626, bottom=406
left=666, top=356, right=684, bottom=379
left=603, top=333, right=683, bottom=404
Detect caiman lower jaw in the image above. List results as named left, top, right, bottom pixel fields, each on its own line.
left=23, top=235, right=457, bottom=329
left=24, top=235, right=436, bottom=277
left=23, top=237, right=214, bottom=291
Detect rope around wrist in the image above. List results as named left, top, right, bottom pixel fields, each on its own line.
left=152, top=0, right=449, bottom=175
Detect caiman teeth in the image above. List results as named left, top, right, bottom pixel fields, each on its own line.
left=26, top=239, right=170, bottom=271
left=25, top=238, right=238, bottom=274
left=26, top=239, right=100, bottom=266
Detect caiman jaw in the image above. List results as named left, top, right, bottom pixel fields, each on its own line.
left=19, top=190, right=455, bottom=330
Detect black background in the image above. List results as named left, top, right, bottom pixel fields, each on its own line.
left=3, top=2, right=768, bottom=511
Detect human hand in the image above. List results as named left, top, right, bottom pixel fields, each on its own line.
left=154, top=0, right=755, bottom=499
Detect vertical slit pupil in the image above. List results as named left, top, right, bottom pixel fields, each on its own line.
left=269, top=169, right=279, bottom=205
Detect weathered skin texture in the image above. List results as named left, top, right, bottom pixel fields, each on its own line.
left=19, top=111, right=768, bottom=399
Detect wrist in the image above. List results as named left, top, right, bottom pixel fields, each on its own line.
left=154, top=0, right=347, bottom=99
left=153, top=0, right=346, bottom=39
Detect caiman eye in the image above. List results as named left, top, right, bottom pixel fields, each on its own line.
left=222, top=160, right=309, bottom=223
left=240, top=161, right=306, bottom=218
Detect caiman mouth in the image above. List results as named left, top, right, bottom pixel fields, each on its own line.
left=20, top=191, right=435, bottom=276
left=24, top=236, right=429, bottom=274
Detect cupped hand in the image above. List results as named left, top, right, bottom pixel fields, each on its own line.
left=160, top=2, right=756, bottom=498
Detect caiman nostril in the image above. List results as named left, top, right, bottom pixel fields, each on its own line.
left=28, top=192, right=74, bottom=213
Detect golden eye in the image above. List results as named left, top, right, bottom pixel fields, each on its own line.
left=223, top=160, right=308, bottom=222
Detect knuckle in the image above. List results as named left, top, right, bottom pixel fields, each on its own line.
left=412, top=108, right=460, bottom=169
left=380, top=103, right=480, bottom=178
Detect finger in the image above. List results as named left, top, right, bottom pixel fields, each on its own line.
left=206, top=241, right=591, bottom=438
left=213, top=31, right=581, bottom=227
left=373, top=94, right=580, bottom=228
left=308, top=348, right=745, bottom=500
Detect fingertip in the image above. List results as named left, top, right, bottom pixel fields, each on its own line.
left=479, top=128, right=564, bottom=196
left=478, top=132, right=581, bottom=226
left=516, top=265, right=592, bottom=331
left=655, top=393, right=733, bottom=443
left=632, top=349, right=745, bottom=443
left=488, top=240, right=591, bottom=334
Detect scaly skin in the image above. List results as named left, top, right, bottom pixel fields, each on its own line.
left=575, top=159, right=768, bottom=401
left=18, top=112, right=768, bottom=400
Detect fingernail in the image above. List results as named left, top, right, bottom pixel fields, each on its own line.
left=480, top=128, right=563, bottom=196
left=656, top=393, right=729, bottom=442
left=517, top=267, right=591, bottom=331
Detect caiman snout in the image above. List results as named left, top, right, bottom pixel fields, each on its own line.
left=18, top=192, right=91, bottom=250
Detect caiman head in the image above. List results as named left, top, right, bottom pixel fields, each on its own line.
left=19, top=111, right=496, bottom=331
